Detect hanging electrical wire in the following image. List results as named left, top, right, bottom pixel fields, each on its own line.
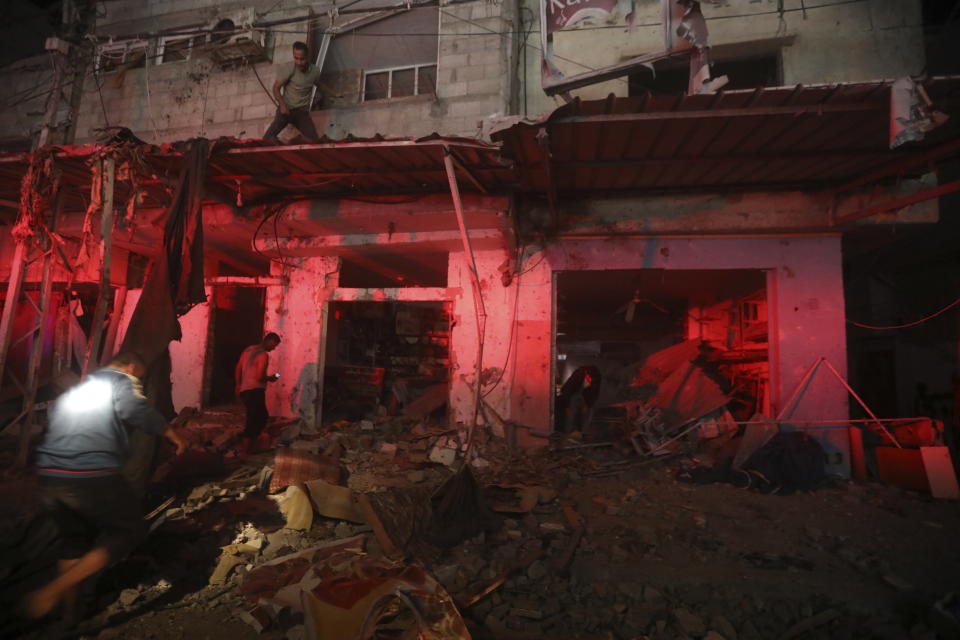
left=848, top=296, right=960, bottom=330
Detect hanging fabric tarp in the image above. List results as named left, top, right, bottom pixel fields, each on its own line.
left=118, top=138, right=210, bottom=491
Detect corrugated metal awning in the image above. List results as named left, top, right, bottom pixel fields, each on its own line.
left=0, top=135, right=514, bottom=217
left=491, top=77, right=960, bottom=196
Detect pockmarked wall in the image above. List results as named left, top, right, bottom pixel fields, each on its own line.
left=447, top=233, right=849, bottom=473
left=263, top=256, right=340, bottom=431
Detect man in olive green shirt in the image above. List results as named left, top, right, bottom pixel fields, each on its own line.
left=263, top=41, right=327, bottom=144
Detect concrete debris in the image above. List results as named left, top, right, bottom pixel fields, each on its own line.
left=270, top=484, right=314, bottom=530
left=209, top=543, right=259, bottom=585
left=673, top=607, right=706, bottom=636
left=429, top=439, right=459, bottom=466
left=118, top=588, right=142, bottom=608
left=491, top=484, right=557, bottom=513
left=10, top=404, right=952, bottom=640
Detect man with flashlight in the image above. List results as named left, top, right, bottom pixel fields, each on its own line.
left=234, top=332, right=281, bottom=457
left=25, top=352, right=186, bottom=620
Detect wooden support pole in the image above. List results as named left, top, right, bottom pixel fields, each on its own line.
left=17, top=198, right=62, bottom=467
left=82, top=155, right=115, bottom=376
left=99, top=285, right=127, bottom=365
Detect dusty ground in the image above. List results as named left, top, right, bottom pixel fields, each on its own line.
left=3, top=408, right=960, bottom=640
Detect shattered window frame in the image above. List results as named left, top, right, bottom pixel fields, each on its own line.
left=158, top=34, right=208, bottom=65
left=361, top=63, right=437, bottom=102
left=94, top=39, right=150, bottom=74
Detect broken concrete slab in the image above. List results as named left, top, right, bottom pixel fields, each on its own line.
left=210, top=543, right=259, bottom=585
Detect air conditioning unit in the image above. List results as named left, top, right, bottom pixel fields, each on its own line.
left=205, top=7, right=268, bottom=67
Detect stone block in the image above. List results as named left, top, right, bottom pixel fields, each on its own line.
left=468, top=50, right=500, bottom=68
left=468, top=78, right=501, bottom=95
left=227, top=93, right=255, bottom=110
left=211, top=107, right=239, bottom=124
left=440, top=53, right=469, bottom=69
left=242, top=103, right=272, bottom=120
left=440, top=82, right=468, bottom=98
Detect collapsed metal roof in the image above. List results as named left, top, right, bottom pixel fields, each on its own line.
left=0, top=135, right=514, bottom=219
left=491, top=77, right=960, bottom=197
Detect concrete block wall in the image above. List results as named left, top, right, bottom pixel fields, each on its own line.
left=318, top=0, right=516, bottom=139
left=70, top=3, right=313, bottom=144
left=520, top=0, right=925, bottom=116
left=43, top=0, right=517, bottom=144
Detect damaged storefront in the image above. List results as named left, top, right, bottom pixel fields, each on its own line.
left=1, top=77, right=960, bottom=639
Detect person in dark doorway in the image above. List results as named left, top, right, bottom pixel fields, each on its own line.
left=235, top=332, right=281, bottom=456
left=555, top=365, right=602, bottom=433
left=263, top=41, right=338, bottom=144
left=26, top=352, right=186, bottom=620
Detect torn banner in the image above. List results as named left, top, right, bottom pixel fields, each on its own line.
left=540, top=0, right=636, bottom=85
left=540, top=0, right=726, bottom=95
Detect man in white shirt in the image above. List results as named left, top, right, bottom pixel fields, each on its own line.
left=234, top=332, right=281, bottom=456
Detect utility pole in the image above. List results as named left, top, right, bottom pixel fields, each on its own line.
left=35, top=0, right=76, bottom=149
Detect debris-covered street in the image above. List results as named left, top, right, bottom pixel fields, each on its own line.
left=3, top=0, right=960, bottom=639
left=3, top=406, right=959, bottom=640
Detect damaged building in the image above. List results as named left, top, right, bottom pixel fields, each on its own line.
left=1, top=0, right=960, bottom=639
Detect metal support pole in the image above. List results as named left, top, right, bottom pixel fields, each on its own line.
left=82, top=155, right=115, bottom=376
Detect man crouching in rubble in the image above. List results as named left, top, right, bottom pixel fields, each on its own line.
left=235, top=332, right=281, bottom=456
left=24, top=352, right=186, bottom=621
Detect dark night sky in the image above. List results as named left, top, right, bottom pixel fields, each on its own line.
left=0, top=0, right=62, bottom=67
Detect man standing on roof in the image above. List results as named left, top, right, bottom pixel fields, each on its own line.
left=263, top=41, right=338, bottom=145
left=235, top=332, right=281, bottom=456
left=26, top=352, right=186, bottom=620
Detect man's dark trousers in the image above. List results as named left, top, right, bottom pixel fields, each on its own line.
left=240, top=388, right=268, bottom=439
left=263, top=107, right=319, bottom=143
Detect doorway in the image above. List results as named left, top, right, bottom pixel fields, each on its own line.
left=321, top=300, right=450, bottom=422
left=206, top=286, right=265, bottom=406
left=554, top=268, right=770, bottom=432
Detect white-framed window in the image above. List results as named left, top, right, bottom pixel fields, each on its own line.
left=362, top=64, right=437, bottom=102
left=158, top=34, right=207, bottom=64
left=95, top=39, right=149, bottom=73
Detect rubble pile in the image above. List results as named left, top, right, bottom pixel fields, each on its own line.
left=6, top=406, right=960, bottom=640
